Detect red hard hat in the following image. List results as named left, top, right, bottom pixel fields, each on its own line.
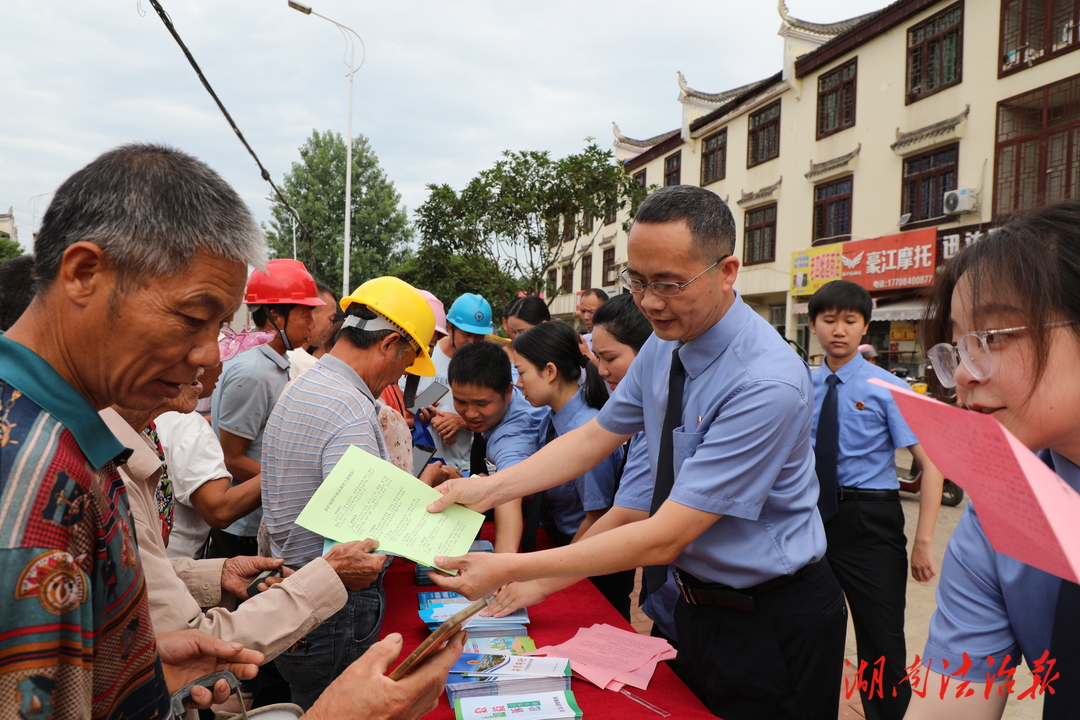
left=245, top=259, right=326, bottom=307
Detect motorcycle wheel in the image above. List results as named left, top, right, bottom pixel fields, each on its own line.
left=941, top=479, right=965, bottom=507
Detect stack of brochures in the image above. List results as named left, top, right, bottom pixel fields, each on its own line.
left=452, top=690, right=582, bottom=720
left=463, top=636, right=536, bottom=654
left=418, top=591, right=530, bottom=638
left=445, top=653, right=573, bottom=705
left=415, top=540, right=493, bottom=585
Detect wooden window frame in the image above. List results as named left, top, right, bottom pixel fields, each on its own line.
left=901, top=143, right=959, bottom=224
left=743, top=203, right=777, bottom=266
left=999, top=0, right=1080, bottom=78
left=602, top=247, right=617, bottom=287
left=603, top=207, right=617, bottom=226
left=580, top=253, right=593, bottom=291
left=906, top=3, right=963, bottom=105
left=994, top=73, right=1080, bottom=215
left=634, top=170, right=647, bottom=187
left=701, top=129, right=727, bottom=185
left=816, top=59, right=858, bottom=139
left=561, top=264, right=574, bottom=294
left=812, top=175, right=854, bottom=245
left=747, top=101, right=782, bottom=168
left=546, top=268, right=557, bottom=296
left=664, top=151, right=682, bottom=186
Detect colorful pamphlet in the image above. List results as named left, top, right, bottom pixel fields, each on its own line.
left=445, top=653, right=572, bottom=704
left=419, top=590, right=529, bottom=638
left=453, top=690, right=582, bottom=719
left=463, top=636, right=537, bottom=655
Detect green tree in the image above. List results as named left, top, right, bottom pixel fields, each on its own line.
left=413, top=142, right=648, bottom=309
left=265, top=130, right=412, bottom=294
left=0, top=236, right=23, bottom=264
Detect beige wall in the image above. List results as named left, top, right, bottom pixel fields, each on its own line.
left=550, top=1, right=1079, bottom=335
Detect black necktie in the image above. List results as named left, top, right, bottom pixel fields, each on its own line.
left=1043, top=579, right=1080, bottom=718
left=522, top=422, right=558, bottom=553
left=469, top=432, right=488, bottom=476
left=642, top=347, right=685, bottom=599
left=815, top=374, right=841, bottom=524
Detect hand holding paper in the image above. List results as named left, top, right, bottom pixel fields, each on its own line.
left=296, top=445, right=484, bottom=572
left=869, top=378, right=1080, bottom=583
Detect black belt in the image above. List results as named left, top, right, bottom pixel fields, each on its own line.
left=837, top=487, right=899, bottom=501
left=674, top=560, right=822, bottom=612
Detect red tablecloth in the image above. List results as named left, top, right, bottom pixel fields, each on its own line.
left=379, top=528, right=715, bottom=719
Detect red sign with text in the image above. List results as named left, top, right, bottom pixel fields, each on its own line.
left=840, top=228, right=937, bottom=292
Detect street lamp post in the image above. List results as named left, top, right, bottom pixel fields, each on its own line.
left=288, top=0, right=364, bottom=298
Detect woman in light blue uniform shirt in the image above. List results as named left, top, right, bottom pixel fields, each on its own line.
left=511, top=320, right=632, bottom=618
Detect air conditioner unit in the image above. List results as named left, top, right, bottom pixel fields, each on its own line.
left=943, top=188, right=978, bottom=215
left=603, top=268, right=619, bottom=286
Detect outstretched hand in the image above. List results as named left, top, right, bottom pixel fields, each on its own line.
left=484, top=580, right=550, bottom=618
left=156, top=629, right=263, bottom=708
left=428, top=551, right=515, bottom=601
left=426, top=475, right=499, bottom=514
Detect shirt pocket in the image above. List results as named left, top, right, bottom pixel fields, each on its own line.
left=672, top=428, right=707, bottom=477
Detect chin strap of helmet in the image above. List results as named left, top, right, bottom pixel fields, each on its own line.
left=402, top=373, right=421, bottom=409
left=264, top=311, right=293, bottom=352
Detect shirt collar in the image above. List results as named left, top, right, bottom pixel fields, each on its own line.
left=98, top=408, right=160, bottom=481
left=484, top=392, right=526, bottom=440
left=1048, top=450, right=1080, bottom=493
left=828, top=353, right=867, bottom=384
left=0, top=333, right=130, bottom=469
left=316, top=354, right=376, bottom=403
left=552, top=389, right=587, bottom=435
left=678, top=291, right=751, bottom=380
left=257, top=343, right=291, bottom=370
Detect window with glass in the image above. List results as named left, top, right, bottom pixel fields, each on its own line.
left=561, top=264, right=573, bottom=293
left=580, top=253, right=593, bottom=290
left=1000, top=0, right=1080, bottom=76
left=701, top=129, right=727, bottom=185
left=995, top=73, right=1080, bottom=215
left=547, top=268, right=557, bottom=295
left=634, top=170, right=647, bottom=187
left=744, top=204, right=777, bottom=265
left=602, top=247, right=617, bottom=287
left=906, top=3, right=963, bottom=104
left=664, top=152, right=682, bottom=186
left=817, top=59, right=857, bottom=138
left=748, top=101, right=781, bottom=167
left=901, top=144, right=958, bottom=222
left=813, top=176, right=853, bottom=244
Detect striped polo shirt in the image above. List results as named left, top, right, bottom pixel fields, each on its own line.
left=262, top=354, right=388, bottom=568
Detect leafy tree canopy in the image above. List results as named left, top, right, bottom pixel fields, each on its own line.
left=0, top=236, right=24, bottom=264
left=412, top=142, right=647, bottom=310
left=265, top=129, right=412, bottom=294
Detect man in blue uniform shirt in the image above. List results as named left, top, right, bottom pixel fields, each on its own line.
left=807, top=280, right=944, bottom=720
left=447, top=341, right=540, bottom=553
left=428, top=185, right=847, bottom=719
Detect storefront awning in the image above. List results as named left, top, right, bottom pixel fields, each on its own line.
left=872, top=299, right=927, bottom=322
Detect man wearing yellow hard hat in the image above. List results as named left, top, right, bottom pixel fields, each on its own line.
left=260, top=276, right=438, bottom=708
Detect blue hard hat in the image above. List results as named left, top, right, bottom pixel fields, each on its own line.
left=446, top=293, right=493, bottom=335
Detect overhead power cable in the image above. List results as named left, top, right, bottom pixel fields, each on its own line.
left=147, top=0, right=310, bottom=249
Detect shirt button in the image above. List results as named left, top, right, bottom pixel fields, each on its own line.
left=204, top=596, right=212, bottom=604
left=202, top=583, right=210, bottom=590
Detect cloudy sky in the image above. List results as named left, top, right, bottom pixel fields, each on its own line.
left=1, top=0, right=885, bottom=250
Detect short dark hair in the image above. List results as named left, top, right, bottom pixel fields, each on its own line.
left=447, top=341, right=512, bottom=393
left=251, top=303, right=296, bottom=329
left=632, top=186, right=736, bottom=260
left=0, top=254, right=35, bottom=332
left=34, top=143, right=264, bottom=293
left=923, top=201, right=1080, bottom=391
left=808, top=280, right=872, bottom=323
left=591, top=293, right=651, bottom=353
left=315, top=281, right=338, bottom=304
left=505, top=295, right=550, bottom=326
left=581, top=288, right=609, bottom=303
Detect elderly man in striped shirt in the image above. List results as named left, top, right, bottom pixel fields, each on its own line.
left=262, top=276, right=443, bottom=709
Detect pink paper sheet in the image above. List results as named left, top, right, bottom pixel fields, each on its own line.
left=869, top=378, right=1080, bottom=583
left=531, top=623, right=675, bottom=691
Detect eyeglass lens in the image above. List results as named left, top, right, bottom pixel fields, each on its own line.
left=928, top=334, right=994, bottom=388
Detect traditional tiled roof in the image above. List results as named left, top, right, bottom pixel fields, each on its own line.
left=737, top=177, right=783, bottom=208
left=612, top=122, right=679, bottom=150
left=891, top=106, right=971, bottom=151
left=678, top=72, right=765, bottom=105
left=778, top=0, right=881, bottom=37
left=805, top=145, right=861, bottom=179
left=689, top=72, right=785, bottom=134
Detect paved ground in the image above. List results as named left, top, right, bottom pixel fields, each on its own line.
left=629, top=448, right=1044, bottom=719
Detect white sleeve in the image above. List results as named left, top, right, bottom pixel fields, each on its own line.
left=155, top=411, right=231, bottom=507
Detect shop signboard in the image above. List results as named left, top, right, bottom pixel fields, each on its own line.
left=839, top=227, right=937, bottom=292
left=790, top=242, right=844, bottom=296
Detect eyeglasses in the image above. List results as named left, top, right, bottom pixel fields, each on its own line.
left=618, top=256, right=730, bottom=298
left=927, top=320, right=1076, bottom=388
left=218, top=326, right=277, bottom=362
